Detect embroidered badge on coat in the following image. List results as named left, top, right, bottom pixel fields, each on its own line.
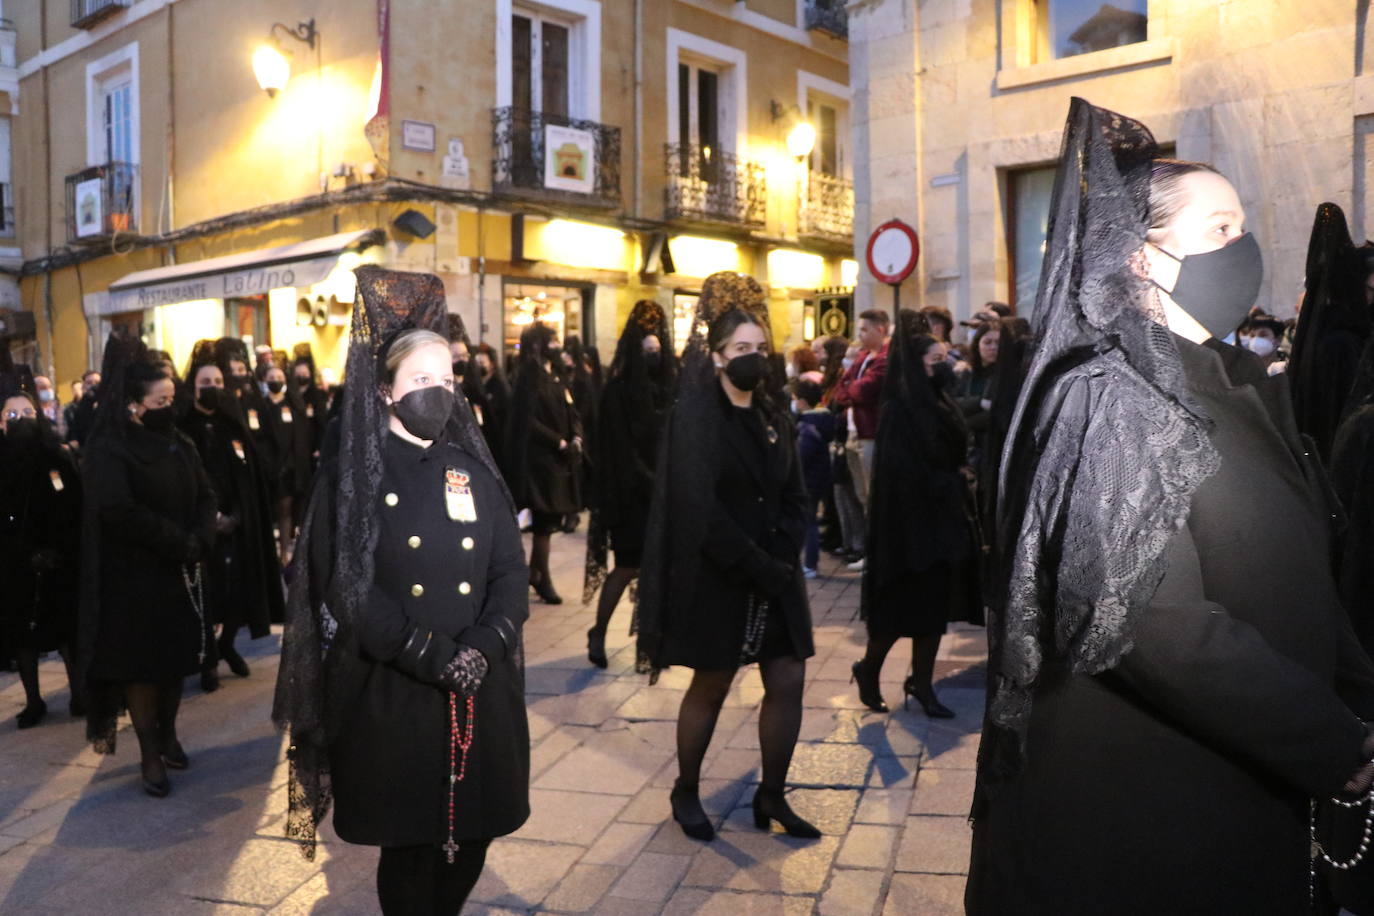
left=232, top=439, right=247, bottom=461
left=49, top=469, right=64, bottom=492
left=445, top=467, right=478, bottom=522
left=247, top=409, right=260, bottom=431
left=280, top=406, right=293, bottom=424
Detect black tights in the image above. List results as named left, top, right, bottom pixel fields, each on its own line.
left=125, top=679, right=183, bottom=780
left=676, top=655, right=806, bottom=792
left=860, top=633, right=943, bottom=700
left=590, top=566, right=638, bottom=636
left=15, top=644, right=79, bottom=709
left=528, top=533, right=553, bottom=586
left=376, top=841, right=490, bottom=915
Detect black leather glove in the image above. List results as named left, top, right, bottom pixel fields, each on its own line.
left=438, top=646, right=489, bottom=695
left=741, top=547, right=793, bottom=598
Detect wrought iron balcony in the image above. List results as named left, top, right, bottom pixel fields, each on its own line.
left=491, top=107, right=621, bottom=206
left=800, top=172, right=854, bottom=243
left=805, top=0, right=848, bottom=40
left=664, top=144, right=766, bottom=228
left=72, top=0, right=130, bottom=29
left=65, top=162, right=138, bottom=244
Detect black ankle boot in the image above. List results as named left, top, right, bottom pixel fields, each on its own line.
left=670, top=780, right=715, bottom=841
left=752, top=788, right=821, bottom=839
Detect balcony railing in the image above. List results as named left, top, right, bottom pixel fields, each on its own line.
left=0, top=182, right=14, bottom=238
left=800, top=172, right=854, bottom=242
left=805, top=0, right=848, bottom=40
left=65, top=162, right=138, bottom=244
left=72, top=0, right=130, bottom=29
left=664, top=144, right=766, bottom=228
left=491, top=107, right=621, bottom=206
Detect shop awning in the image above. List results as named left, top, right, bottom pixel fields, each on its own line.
left=103, top=228, right=384, bottom=314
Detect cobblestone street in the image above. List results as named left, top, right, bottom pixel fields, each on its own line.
left=0, top=530, right=985, bottom=915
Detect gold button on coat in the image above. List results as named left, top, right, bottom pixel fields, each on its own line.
left=411, top=584, right=424, bottom=597
left=385, top=493, right=399, bottom=507
left=408, top=536, right=422, bottom=549
left=461, top=537, right=474, bottom=550
left=458, top=582, right=471, bottom=595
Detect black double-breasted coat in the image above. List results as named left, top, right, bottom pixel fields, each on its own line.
left=657, top=394, right=814, bottom=670
left=326, top=431, right=530, bottom=847
left=967, top=337, right=1374, bottom=915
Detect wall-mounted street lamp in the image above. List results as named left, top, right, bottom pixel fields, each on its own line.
left=770, top=100, right=817, bottom=160
left=252, top=18, right=318, bottom=97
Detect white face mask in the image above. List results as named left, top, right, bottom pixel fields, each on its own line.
left=1245, top=336, right=1276, bottom=358
left=38, top=389, right=55, bottom=403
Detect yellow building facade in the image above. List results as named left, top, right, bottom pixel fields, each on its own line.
left=7, top=0, right=853, bottom=385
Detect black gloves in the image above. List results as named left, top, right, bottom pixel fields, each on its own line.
left=438, top=646, right=490, bottom=695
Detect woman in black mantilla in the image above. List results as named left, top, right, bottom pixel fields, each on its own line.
left=638, top=271, right=818, bottom=843
left=273, top=267, right=529, bottom=915
left=850, top=311, right=981, bottom=718
left=179, top=346, right=283, bottom=690
left=80, top=335, right=217, bottom=796
left=583, top=300, right=677, bottom=669
left=505, top=322, right=583, bottom=605
left=0, top=366, right=83, bottom=728
left=967, top=98, right=1374, bottom=915
left=1289, top=202, right=1371, bottom=462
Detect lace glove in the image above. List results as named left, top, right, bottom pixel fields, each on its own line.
left=438, top=646, right=489, bottom=695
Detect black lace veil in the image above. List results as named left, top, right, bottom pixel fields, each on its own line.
left=636, top=272, right=771, bottom=677
left=1288, top=202, right=1371, bottom=459
left=582, top=300, right=677, bottom=604
left=983, top=99, right=1221, bottom=786
left=271, top=265, right=509, bottom=860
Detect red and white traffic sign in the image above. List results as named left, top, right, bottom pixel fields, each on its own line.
left=865, top=219, right=920, bottom=285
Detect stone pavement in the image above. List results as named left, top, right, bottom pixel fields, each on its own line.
left=0, top=529, right=986, bottom=915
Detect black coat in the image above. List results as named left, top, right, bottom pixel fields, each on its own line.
left=595, top=372, right=667, bottom=547
left=80, top=421, right=217, bottom=683
left=326, top=432, right=530, bottom=846
left=0, top=437, right=81, bottom=657
left=507, top=365, right=583, bottom=516
left=967, top=338, right=1374, bottom=915
left=178, top=409, right=282, bottom=637
left=656, top=394, right=814, bottom=669
left=264, top=393, right=315, bottom=503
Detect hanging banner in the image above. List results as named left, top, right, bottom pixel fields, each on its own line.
left=543, top=124, right=595, bottom=194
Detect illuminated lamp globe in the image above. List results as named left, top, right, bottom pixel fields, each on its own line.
left=253, top=44, right=290, bottom=97
left=786, top=121, right=817, bottom=160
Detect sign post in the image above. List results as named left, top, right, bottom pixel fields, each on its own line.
left=865, top=218, right=920, bottom=316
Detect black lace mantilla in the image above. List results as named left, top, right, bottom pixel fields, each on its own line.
left=982, top=99, right=1220, bottom=787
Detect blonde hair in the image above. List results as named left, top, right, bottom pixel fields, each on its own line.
left=383, top=328, right=449, bottom=382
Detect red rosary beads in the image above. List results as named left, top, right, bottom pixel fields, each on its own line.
left=442, top=691, right=476, bottom=864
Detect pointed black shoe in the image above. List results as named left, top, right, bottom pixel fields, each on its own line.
left=220, top=646, right=250, bottom=678
left=141, top=758, right=171, bottom=798
left=16, top=699, right=47, bottom=729
left=670, top=780, right=715, bottom=842
left=752, top=789, right=821, bottom=839
left=529, top=573, right=564, bottom=605
left=161, top=741, right=190, bottom=770
left=851, top=660, right=888, bottom=713
left=903, top=677, right=954, bottom=718
left=587, top=628, right=608, bottom=669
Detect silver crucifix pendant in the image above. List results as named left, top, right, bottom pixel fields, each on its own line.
left=443, top=838, right=459, bottom=863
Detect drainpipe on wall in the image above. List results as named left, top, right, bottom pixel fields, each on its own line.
left=633, top=0, right=643, bottom=220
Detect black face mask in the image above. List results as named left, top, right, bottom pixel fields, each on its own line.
left=644, top=351, right=663, bottom=374
left=723, top=351, right=768, bottom=392
left=266, top=380, right=285, bottom=394
left=294, top=375, right=312, bottom=389
left=141, top=405, right=177, bottom=432
left=197, top=387, right=221, bottom=411
left=452, top=359, right=470, bottom=378
left=930, top=361, right=956, bottom=390
left=1152, top=233, right=1264, bottom=340
left=5, top=417, right=38, bottom=443
left=393, top=386, right=454, bottom=441
left=545, top=347, right=563, bottom=367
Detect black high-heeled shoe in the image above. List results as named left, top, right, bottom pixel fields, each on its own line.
left=587, top=627, right=608, bottom=669
left=752, top=789, right=821, bottom=839
left=902, top=676, right=954, bottom=718
left=16, top=699, right=47, bottom=729
left=142, top=759, right=171, bottom=798
left=220, top=646, right=250, bottom=678
left=670, top=780, right=715, bottom=842
left=851, top=660, right=888, bottom=713
left=530, top=573, right=563, bottom=605
left=161, top=741, right=190, bottom=770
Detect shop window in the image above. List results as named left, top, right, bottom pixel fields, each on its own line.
left=503, top=281, right=589, bottom=355
left=1034, top=0, right=1147, bottom=61
left=1006, top=165, right=1056, bottom=314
